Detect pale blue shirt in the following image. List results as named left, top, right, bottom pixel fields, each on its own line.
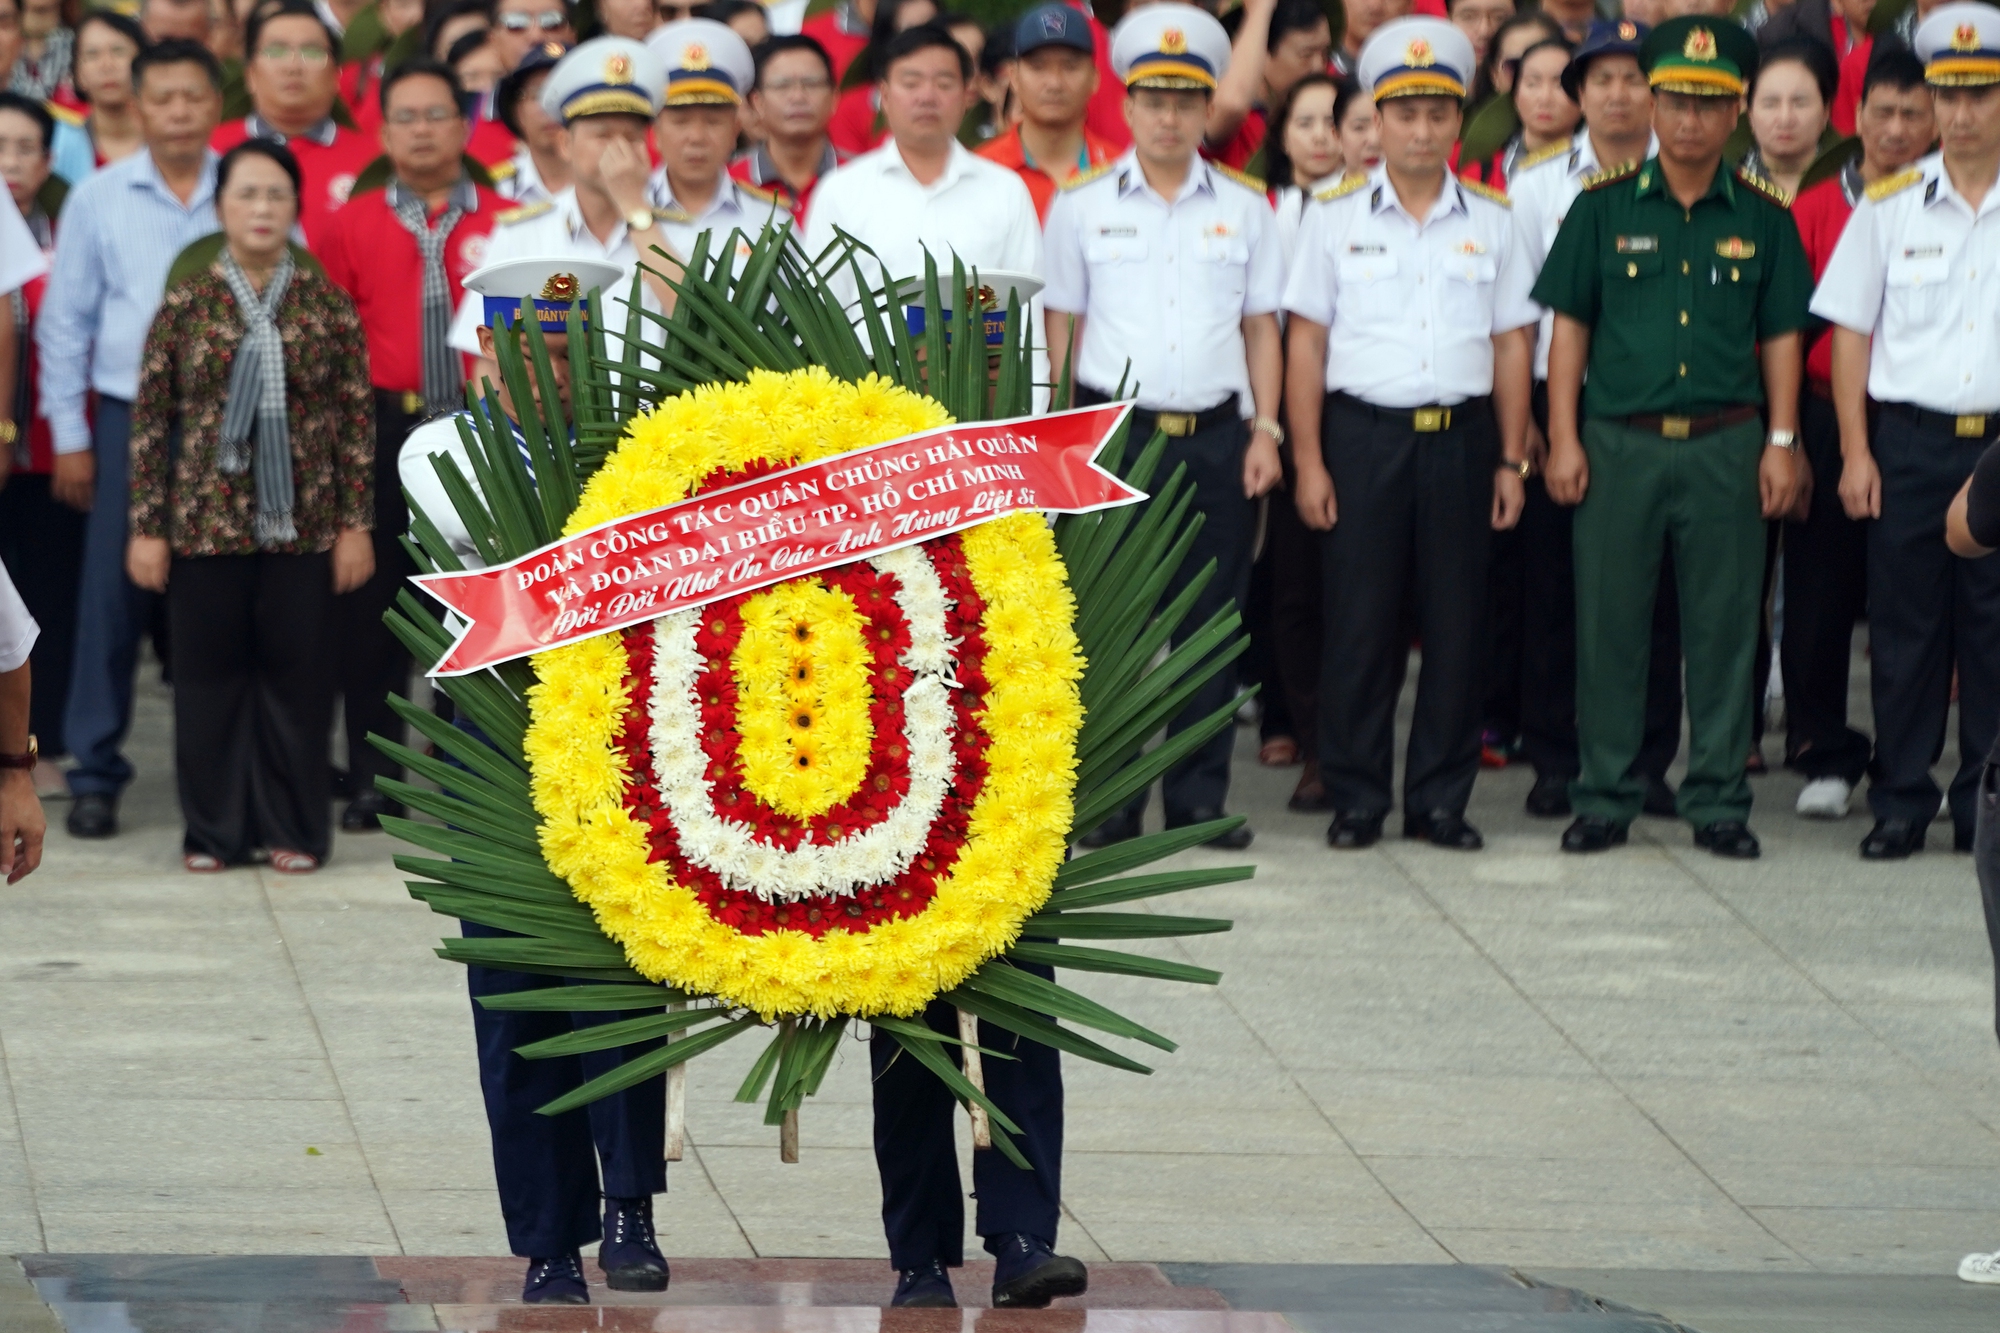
left=35, top=148, right=219, bottom=454
left=51, top=121, right=92, bottom=186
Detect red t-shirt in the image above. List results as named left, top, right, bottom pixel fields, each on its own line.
left=802, top=9, right=870, bottom=83
left=1793, top=170, right=1858, bottom=388
left=467, top=116, right=517, bottom=169
left=316, top=182, right=505, bottom=392
left=976, top=124, right=1120, bottom=223
left=17, top=252, right=53, bottom=474
left=341, top=56, right=385, bottom=136
left=1204, top=107, right=1267, bottom=172
left=827, top=84, right=886, bottom=157
left=1831, top=35, right=1874, bottom=137
left=211, top=118, right=380, bottom=250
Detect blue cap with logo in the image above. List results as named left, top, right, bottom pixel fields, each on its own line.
left=1563, top=18, right=1648, bottom=98
left=1015, top=3, right=1094, bottom=58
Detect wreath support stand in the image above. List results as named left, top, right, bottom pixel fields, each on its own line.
left=666, top=1002, right=687, bottom=1161
left=958, top=1008, right=991, bottom=1149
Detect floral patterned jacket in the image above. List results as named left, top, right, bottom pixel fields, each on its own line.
left=129, top=262, right=374, bottom=557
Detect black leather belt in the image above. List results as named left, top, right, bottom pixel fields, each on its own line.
left=1077, top=387, right=1240, bottom=437
left=1882, top=401, right=2000, bottom=440
left=1330, top=391, right=1488, bottom=433
left=1622, top=405, right=1761, bottom=439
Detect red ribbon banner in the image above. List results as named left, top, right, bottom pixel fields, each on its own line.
left=416, top=401, right=1145, bottom=676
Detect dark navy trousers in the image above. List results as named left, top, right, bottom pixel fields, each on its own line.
left=463, top=921, right=667, bottom=1257
left=869, top=964, right=1064, bottom=1271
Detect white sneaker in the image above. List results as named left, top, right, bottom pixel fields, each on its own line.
left=1795, top=776, right=1853, bottom=820
left=1959, top=1250, right=2000, bottom=1283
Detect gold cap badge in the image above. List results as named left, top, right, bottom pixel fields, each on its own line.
left=540, top=272, right=581, bottom=301
left=1618, top=20, right=1636, bottom=39
left=682, top=41, right=709, bottom=69
left=604, top=52, right=633, bottom=83
left=1684, top=26, right=1716, bottom=61
left=1160, top=26, right=1186, bottom=53
left=1405, top=36, right=1434, bottom=66
left=1953, top=21, right=1981, bottom=50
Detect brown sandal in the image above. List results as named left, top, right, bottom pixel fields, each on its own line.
left=1258, top=736, right=1301, bottom=768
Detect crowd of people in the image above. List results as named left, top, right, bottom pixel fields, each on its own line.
left=0, top=0, right=1995, bottom=869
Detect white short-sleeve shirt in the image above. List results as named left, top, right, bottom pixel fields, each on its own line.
left=1042, top=152, right=1283, bottom=417
left=1810, top=152, right=2000, bottom=415
left=1282, top=166, right=1540, bottom=408
left=0, top=199, right=47, bottom=298
left=448, top=187, right=655, bottom=356
left=0, top=560, right=36, bottom=674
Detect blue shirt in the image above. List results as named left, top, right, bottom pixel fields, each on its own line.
left=50, top=121, right=92, bottom=187
left=35, top=148, right=218, bottom=454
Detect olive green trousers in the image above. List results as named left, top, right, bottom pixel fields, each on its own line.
left=1571, top=417, right=1765, bottom=827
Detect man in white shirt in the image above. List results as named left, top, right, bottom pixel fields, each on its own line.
left=803, top=22, right=1040, bottom=309
left=1506, top=18, right=1683, bottom=823
left=1813, top=2, right=2000, bottom=859
left=1283, top=16, right=1536, bottom=853
left=0, top=561, right=41, bottom=885
left=1044, top=2, right=1283, bottom=850
left=644, top=19, right=793, bottom=264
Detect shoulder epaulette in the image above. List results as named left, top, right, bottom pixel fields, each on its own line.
left=1735, top=164, right=1793, bottom=208
left=1312, top=173, right=1369, bottom=203
left=495, top=200, right=553, bottom=225
left=736, top=179, right=779, bottom=205
left=654, top=203, right=693, bottom=224
left=42, top=100, right=81, bottom=127
left=1865, top=165, right=1924, bottom=202
left=1460, top=178, right=1511, bottom=209
left=1059, top=160, right=1117, bottom=192
left=1518, top=141, right=1570, bottom=172
left=485, top=158, right=517, bottom=181
left=1581, top=161, right=1641, bottom=192
left=1211, top=161, right=1266, bottom=194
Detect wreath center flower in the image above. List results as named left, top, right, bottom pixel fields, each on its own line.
left=733, top=578, right=873, bottom=818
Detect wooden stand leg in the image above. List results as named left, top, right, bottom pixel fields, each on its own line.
left=958, top=1008, right=991, bottom=1149
left=780, top=1108, right=799, bottom=1163
left=665, top=1003, right=686, bottom=1161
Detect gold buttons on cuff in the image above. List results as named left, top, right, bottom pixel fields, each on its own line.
left=1680, top=311, right=1688, bottom=325
left=1681, top=259, right=1690, bottom=274
left=1678, top=363, right=1687, bottom=376
left=1628, top=261, right=1638, bottom=276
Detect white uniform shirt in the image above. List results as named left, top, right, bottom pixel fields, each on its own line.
left=0, top=560, right=35, bottom=674
left=1811, top=152, right=2000, bottom=414
left=447, top=187, right=657, bottom=356
left=647, top=170, right=796, bottom=271
left=494, top=147, right=557, bottom=211
left=399, top=412, right=511, bottom=564
left=1509, top=129, right=1660, bottom=380
left=0, top=198, right=47, bottom=297
left=804, top=137, right=1042, bottom=312
left=1043, top=152, right=1283, bottom=416
left=1273, top=173, right=1341, bottom=270
left=1282, top=166, right=1540, bottom=408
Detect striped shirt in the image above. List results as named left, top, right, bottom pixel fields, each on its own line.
left=35, top=148, right=219, bottom=454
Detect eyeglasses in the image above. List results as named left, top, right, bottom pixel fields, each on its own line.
left=656, top=2, right=698, bottom=19
left=387, top=104, right=462, bottom=124
left=257, top=42, right=332, bottom=64
left=499, top=10, right=567, bottom=31
left=762, top=76, right=830, bottom=94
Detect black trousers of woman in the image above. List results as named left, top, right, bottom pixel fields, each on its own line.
left=168, top=551, right=336, bottom=862
left=0, top=472, right=87, bottom=752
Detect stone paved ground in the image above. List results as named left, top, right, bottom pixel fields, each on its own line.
left=2, top=646, right=1999, bottom=1295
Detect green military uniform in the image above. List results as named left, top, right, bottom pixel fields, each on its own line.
left=1530, top=16, right=1812, bottom=831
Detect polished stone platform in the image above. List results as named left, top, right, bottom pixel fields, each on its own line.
left=11, top=1257, right=1694, bottom=1332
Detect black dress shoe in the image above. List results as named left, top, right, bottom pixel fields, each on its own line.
left=522, top=1252, right=589, bottom=1304
left=599, top=1195, right=669, bottom=1292
left=340, top=788, right=403, bottom=832
left=1525, top=773, right=1572, bottom=818
left=1641, top=775, right=1678, bottom=818
left=891, top=1260, right=957, bottom=1308
left=66, top=792, right=118, bottom=839
left=1076, top=810, right=1141, bottom=849
left=1957, top=823, right=1975, bottom=853
left=1168, top=807, right=1252, bottom=849
left=1560, top=815, right=1627, bottom=853
left=1694, top=820, right=1761, bottom=859
left=1860, top=817, right=1925, bottom=860
left=1327, top=811, right=1384, bottom=849
left=990, top=1232, right=1088, bottom=1309
left=1403, top=808, right=1483, bottom=850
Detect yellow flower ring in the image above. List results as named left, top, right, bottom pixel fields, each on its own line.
left=524, top=368, right=1085, bottom=1019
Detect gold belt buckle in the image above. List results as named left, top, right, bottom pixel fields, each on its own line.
left=1660, top=415, right=1692, bottom=440
left=402, top=390, right=425, bottom=415
left=1412, top=407, right=1449, bottom=433
left=1157, top=411, right=1198, bottom=437
left=1958, top=414, right=1988, bottom=438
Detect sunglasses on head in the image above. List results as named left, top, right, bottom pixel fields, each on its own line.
left=499, top=10, right=567, bottom=31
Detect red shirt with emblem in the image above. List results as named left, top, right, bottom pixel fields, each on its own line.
left=316, top=181, right=504, bottom=393
left=211, top=118, right=380, bottom=250
left=976, top=124, right=1120, bottom=223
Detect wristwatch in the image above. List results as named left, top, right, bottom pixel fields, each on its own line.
left=0, top=420, right=16, bottom=445
left=1505, top=458, right=1532, bottom=478
left=0, top=734, right=36, bottom=770
left=1767, top=429, right=1798, bottom=453
left=624, top=206, right=656, bottom=232
left=1252, top=417, right=1285, bottom=446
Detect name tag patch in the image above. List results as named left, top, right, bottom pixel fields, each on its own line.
left=1716, top=238, right=1755, bottom=259
left=1096, top=226, right=1138, bottom=237
left=1346, top=243, right=1388, bottom=255
left=1615, top=235, right=1658, bottom=253
left=1902, top=245, right=1944, bottom=259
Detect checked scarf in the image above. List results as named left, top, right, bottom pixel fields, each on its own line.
left=217, top=247, right=298, bottom=547
left=389, top=176, right=476, bottom=419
